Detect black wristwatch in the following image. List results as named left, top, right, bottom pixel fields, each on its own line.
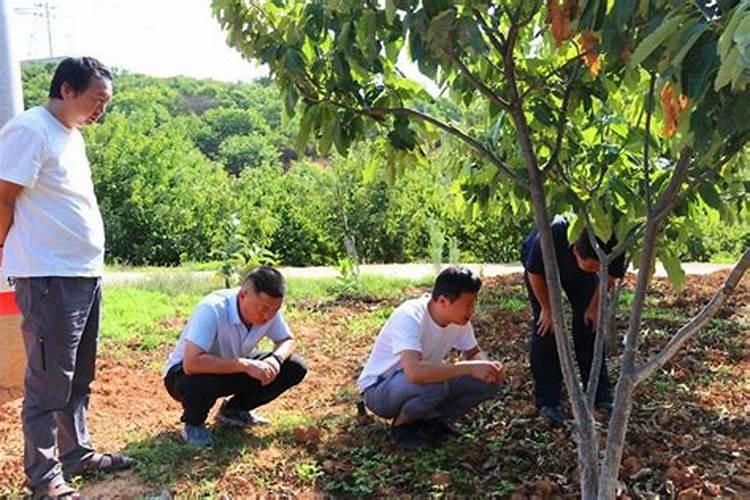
left=270, top=353, right=285, bottom=366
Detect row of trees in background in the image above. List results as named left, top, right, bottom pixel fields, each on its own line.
left=23, top=62, right=532, bottom=266
left=20, top=62, right=747, bottom=267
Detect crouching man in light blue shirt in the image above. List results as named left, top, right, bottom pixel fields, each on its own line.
left=164, top=266, right=307, bottom=447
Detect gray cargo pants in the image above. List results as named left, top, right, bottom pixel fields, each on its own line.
left=14, top=277, right=101, bottom=490
left=363, top=368, right=501, bottom=422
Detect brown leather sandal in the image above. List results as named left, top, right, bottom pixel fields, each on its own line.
left=63, top=451, right=135, bottom=478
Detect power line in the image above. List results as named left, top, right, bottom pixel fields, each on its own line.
left=13, top=1, right=57, bottom=58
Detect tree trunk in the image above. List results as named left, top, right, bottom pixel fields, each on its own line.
left=507, top=101, right=600, bottom=498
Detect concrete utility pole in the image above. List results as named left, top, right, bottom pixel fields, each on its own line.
left=0, top=0, right=24, bottom=128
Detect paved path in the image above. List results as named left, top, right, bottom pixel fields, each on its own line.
left=102, top=262, right=735, bottom=287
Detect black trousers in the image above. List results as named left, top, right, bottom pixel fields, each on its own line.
left=524, top=273, right=612, bottom=408
left=164, top=352, right=307, bottom=426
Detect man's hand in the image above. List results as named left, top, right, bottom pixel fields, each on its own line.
left=239, top=358, right=276, bottom=385
left=264, top=355, right=282, bottom=380
left=537, top=307, right=554, bottom=336
left=468, top=361, right=504, bottom=384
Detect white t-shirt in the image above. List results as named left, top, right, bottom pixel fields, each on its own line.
left=357, top=294, right=479, bottom=392
left=0, top=106, right=105, bottom=277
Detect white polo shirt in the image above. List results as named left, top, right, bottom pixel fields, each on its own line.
left=357, top=295, right=478, bottom=392
left=165, top=288, right=293, bottom=372
left=0, top=106, right=105, bottom=277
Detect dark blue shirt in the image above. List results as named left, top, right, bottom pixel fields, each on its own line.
left=521, top=216, right=626, bottom=295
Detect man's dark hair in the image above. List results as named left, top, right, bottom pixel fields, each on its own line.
left=49, top=57, right=112, bottom=99
left=574, top=231, right=618, bottom=261
left=431, top=266, right=482, bottom=302
left=242, top=266, right=286, bottom=298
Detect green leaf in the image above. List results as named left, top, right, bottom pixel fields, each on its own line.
left=318, top=108, right=336, bottom=155
left=671, top=20, right=709, bottom=69
left=733, top=12, right=750, bottom=48
left=284, top=48, right=306, bottom=76
left=295, top=105, right=317, bottom=153
left=660, top=248, right=685, bottom=290
left=715, top=46, right=740, bottom=90
left=682, top=35, right=719, bottom=99
left=698, top=182, right=723, bottom=209
left=385, top=0, right=397, bottom=24
left=719, top=3, right=749, bottom=60
left=630, top=14, right=688, bottom=67
left=283, top=86, right=298, bottom=117
left=459, top=16, right=487, bottom=54
left=567, top=212, right=586, bottom=244
left=589, top=198, right=613, bottom=241
left=614, top=0, right=637, bottom=28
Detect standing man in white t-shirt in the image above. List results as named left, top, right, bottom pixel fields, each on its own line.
left=358, top=266, right=504, bottom=450
left=0, top=57, right=133, bottom=498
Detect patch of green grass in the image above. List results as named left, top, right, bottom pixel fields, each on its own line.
left=648, top=372, right=681, bottom=396
left=128, top=273, right=216, bottom=296
left=323, top=444, right=407, bottom=496
left=295, top=460, right=323, bottom=483
left=285, top=277, right=338, bottom=302
left=618, top=291, right=635, bottom=308
left=286, top=274, right=430, bottom=304
left=122, top=426, right=273, bottom=492
left=102, top=287, right=201, bottom=351
left=492, top=295, right=528, bottom=312
left=272, top=411, right=313, bottom=433
left=356, top=274, right=432, bottom=298
left=123, top=433, right=201, bottom=485
left=347, top=307, right=394, bottom=339
left=642, top=307, right=688, bottom=323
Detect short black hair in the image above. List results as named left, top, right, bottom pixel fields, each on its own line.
left=574, top=231, right=617, bottom=261
left=49, top=57, right=112, bottom=99
left=431, top=266, right=482, bottom=302
left=242, top=266, right=286, bottom=298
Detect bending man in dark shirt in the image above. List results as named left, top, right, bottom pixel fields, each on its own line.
left=521, top=215, right=626, bottom=425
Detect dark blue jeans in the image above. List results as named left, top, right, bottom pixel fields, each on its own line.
left=524, top=273, right=612, bottom=408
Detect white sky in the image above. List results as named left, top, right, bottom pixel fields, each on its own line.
left=8, top=0, right=438, bottom=92
left=9, top=0, right=266, bottom=82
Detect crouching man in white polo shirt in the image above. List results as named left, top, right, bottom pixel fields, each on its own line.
left=358, top=266, right=504, bottom=450
left=164, top=266, right=307, bottom=447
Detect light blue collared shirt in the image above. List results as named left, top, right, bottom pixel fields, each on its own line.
left=164, top=288, right=292, bottom=373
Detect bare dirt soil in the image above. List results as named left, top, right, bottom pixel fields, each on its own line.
left=0, top=271, right=747, bottom=497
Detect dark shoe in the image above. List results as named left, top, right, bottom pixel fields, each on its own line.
left=181, top=423, right=214, bottom=448
left=63, top=452, right=135, bottom=479
left=539, top=405, right=565, bottom=426
left=390, top=422, right=430, bottom=451
left=216, top=400, right=270, bottom=428
left=422, top=418, right=464, bottom=441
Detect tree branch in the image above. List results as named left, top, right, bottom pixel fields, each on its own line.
left=582, top=219, right=610, bottom=405
left=620, top=148, right=692, bottom=376
left=633, top=248, right=750, bottom=384
left=362, top=105, right=526, bottom=186
left=448, top=48, right=512, bottom=111
left=473, top=9, right=506, bottom=57
left=542, top=60, right=581, bottom=178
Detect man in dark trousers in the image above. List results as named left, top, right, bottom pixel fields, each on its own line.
left=164, top=266, right=307, bottom=448
left=0, top=57, right=134, bottom=498
left=521, top=215, right=626, bottom=425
